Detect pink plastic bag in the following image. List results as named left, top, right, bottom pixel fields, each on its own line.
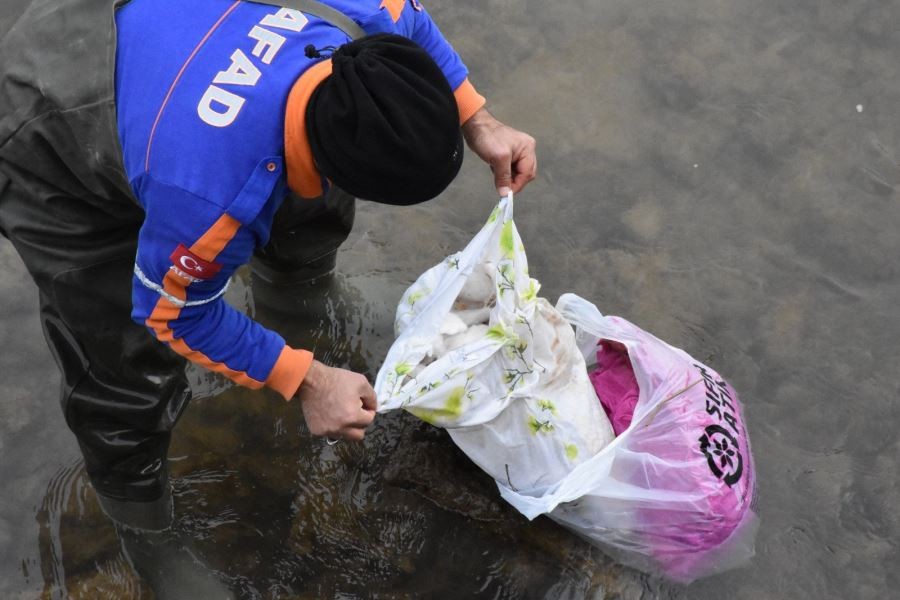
left=499, top=294, right=758, bottom=582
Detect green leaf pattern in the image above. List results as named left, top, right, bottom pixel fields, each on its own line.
left=406, top=289, right=427, bottom=307
left=486, top=322, right=513, bottom=343
left=521, top=279, right=540, bottom=303
left=407, top=374, right=480, bottom=425
left=528, top=414, right=555, bottom=434
left=445, top=254, right=460, bottom=270
left=500, top=220, right=515, bottom=259
left=537, top=399, right=557, bottom=414
left=395, top=362, right=412, bottom=376
left=527, top=397, right=560, bottom=436
left=410, top=386, right=465, bottom=425
left=497, top=263, right=515, bottom=297
left=390, top=198, right=563, bottom=435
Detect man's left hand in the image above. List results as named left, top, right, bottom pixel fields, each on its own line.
left=462, top=107, right=537, bottom=198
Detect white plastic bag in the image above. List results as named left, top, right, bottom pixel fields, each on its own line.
left=376, top=197, right=757, bottom=582
left=500, top=294, right=758, bottom=582
left=376, top=196, right=616, bottom=493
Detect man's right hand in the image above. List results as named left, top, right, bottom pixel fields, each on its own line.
left=295, top=360, right=377, bottom=442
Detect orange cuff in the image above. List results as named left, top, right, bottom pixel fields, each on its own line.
left=266, top=346, right=314, bottom=401
left=454, top=78, right=486, bottom=125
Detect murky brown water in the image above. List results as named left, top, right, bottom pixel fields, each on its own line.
left=2, top=0, right=899, bottom=598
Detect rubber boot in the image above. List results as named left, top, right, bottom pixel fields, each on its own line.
left=98, top=486, right=234, bottom=599
left=250, top=249, right=338, bottom=286
left=97, top=486, right=174, bottom=532
left=117, top=524, right=236, bottom=600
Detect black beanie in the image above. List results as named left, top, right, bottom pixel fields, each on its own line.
left=305, top=34, right=463, bottom=205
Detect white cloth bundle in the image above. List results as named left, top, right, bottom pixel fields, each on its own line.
left=376, top=196, right=615, bottom=493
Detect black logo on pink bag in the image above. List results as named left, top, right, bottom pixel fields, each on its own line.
left=695, top=364, right=745, bottom=487
left=699, top=424, right=743, bottom=486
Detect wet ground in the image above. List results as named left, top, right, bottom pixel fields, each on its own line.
left=1, top=0, right=899, bottom=598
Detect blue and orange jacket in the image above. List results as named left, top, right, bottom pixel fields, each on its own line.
left=115, top=0, right=485, bottom=400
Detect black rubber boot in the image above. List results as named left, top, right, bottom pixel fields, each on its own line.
left=117, top=524, right=235, bottom=600
left=250, top=186, right=355, bottom=286
left=250, top=249, right=337, bottom=286
left=97, top=486, right=174, bottom=532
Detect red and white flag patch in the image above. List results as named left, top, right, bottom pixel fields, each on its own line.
left=169, top=244, right=222, bottom=281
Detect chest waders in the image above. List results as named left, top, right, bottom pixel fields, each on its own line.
left=0, top=0, right=363, bottom=529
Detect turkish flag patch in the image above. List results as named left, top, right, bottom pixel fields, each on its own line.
left=169, top=244, right=222, bottom=280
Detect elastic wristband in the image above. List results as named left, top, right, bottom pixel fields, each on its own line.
left=454, top=78, right=486, bottom=125
left=267, top=346, right=314, bottom=400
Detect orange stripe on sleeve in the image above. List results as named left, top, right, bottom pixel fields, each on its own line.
left=267, top=347, right=314, bottom=400
left=380, top=0, right=407, bottom=23
left=190, top=214, right=241, bottom=260
left=454, top=78, right=486, bottom=125
left=144, top=214, right=313, bottom=393
left=149, top=270, right=190, bottom=344
left=146, top=263, right=266, bottom=388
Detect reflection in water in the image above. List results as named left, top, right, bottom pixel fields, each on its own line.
left=37, top=461, right=149, bottom=599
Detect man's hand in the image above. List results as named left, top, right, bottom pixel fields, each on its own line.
left=462, top=107, right=537, bottom=197
left=295, top=360, right=376, bottom=442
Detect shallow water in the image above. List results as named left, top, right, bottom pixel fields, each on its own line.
left=1, top=0, right=899, bottom=598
